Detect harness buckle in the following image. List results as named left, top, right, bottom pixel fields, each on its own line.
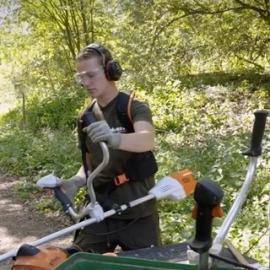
left=114, top=173, right=129, bottom=186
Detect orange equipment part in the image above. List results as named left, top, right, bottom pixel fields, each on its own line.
left=12, top=244, right=68, bottom=270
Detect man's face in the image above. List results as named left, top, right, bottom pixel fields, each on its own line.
left=75, top=57, right=109, bottom=98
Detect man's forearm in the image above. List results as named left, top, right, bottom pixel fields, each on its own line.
left=118, top=131, right=154, bottom=152
left=75, top=152, right=93, bottom=185
left=75, top=165, right=88, bottom=184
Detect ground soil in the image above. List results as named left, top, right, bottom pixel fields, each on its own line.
left=0, top=173, right=74, bottom=270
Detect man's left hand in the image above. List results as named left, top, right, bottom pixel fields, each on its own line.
left=83, top=120, right=121, bottom=149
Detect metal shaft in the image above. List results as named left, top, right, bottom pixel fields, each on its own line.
left=199, top=252, right=209, bottom=270
left=0, top=194, right=154, bottom=262
left=214, top=157, right=258, bottom=245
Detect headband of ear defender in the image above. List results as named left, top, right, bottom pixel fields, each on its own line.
left=86, top=44, right=123, bottom=81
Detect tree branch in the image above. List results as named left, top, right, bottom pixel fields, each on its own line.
left=234, top=0, right=265, bottom=13
left=79, top=0, right=91, bottom=46
left=234, top=0, right=270, bottom=23
left=68, top=1, right=81, bottom=53
left=263, top=0, right=270, bottom=16
left=234, top=54, right=265, bottom=70
left=150, top=6, right=246, bottom=51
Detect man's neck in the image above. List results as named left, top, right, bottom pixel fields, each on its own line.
left=96, top=85, right=118, bottom=107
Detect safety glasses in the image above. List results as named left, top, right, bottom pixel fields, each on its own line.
left=74, top=67, right=104, bottom=84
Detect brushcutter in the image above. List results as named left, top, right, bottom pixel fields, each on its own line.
left=0, top=114, right=197, bottom=263
left=9, top=168, right=197, bottom=270
left=187, top=109, right=269, bottom=269
left=0, top=171, right=197, bottom=263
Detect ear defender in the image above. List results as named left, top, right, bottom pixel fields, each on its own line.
left=106, top=59, right=122, bottom=81
left=86, top=45, right=123, bottom=81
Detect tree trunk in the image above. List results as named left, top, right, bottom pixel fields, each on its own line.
left=22, top=92, right=26, bottom=130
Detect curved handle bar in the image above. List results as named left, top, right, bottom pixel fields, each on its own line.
left=53, top=142, right=109, bottom=220
left=64, top=141, right=109, bottom=220
left=53, top=109, right=110, bottom=219
left=214, top=110, right=268, bottom=245
left=87, top=141, right=109, bottom=208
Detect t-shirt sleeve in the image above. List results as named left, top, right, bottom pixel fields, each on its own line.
left=130, top=98, right=153, bottom=126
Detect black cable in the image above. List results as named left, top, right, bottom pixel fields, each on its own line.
left=243, top=226, right=270, bottom=255
left=209, top=253, right=258, bottom=270
left=79, top=201, right=152, bottom=237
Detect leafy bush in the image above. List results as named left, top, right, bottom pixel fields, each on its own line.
left=0, top=85, right=89, bottom=132
left=0, top=127, right=81, bottom=178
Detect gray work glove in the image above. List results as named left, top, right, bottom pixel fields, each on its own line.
left=83, top=120, right=121, bottom=149
left=57, top=176, right=86, bottom=204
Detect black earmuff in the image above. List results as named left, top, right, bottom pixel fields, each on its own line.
left=86, top=45, right=122, bottom=81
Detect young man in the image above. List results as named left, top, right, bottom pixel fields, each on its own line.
left=59, top=43, right=161, bottom=254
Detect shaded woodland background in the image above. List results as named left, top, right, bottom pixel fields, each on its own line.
left=0, top=0, right=270, bottom=264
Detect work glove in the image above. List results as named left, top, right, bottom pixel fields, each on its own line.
left=57, top=176, right=86, bottom=204
left=87, top=202, right=105, bottom=222
left=83, top=120, right=121, bottom=149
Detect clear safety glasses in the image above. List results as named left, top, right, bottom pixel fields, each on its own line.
left=74, top=67, right=104, bottom=84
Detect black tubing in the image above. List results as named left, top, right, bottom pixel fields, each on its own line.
left=209, top=253, right=257, bottom=270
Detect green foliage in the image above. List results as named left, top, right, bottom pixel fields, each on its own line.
left=1, top=0, right=270, bottom=265
left=25, top=86, right=86, bottom=131
left=1, top=81, right=270, bottom=264
left=0, top=85, right=87, bottom=131
left=0, top=127, right=81, bottom=178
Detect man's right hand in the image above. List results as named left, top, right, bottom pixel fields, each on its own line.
left=57, top=176, right=86, bottom=204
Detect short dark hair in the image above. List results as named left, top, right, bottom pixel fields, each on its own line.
left=76, top=43, right=113, bottom=67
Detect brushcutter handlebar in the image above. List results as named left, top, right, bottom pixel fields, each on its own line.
left=36, top=175, right=78, bottom=216
left=70, top=111, right=110, bottom=219
left=53, top=187, right=73, bottom=213
left=81, top=111, right=97, bottom=126
left=242, top=110, right=269, bottom=157
left=36, top=174, right=99, bottom=220
left=81, top=112, right=110, bottom=210
left=52, top=187, right=92, bottom=219
left=212, top=110, right=268, bottom=247
left=37, top=111, right=110, bottom=220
